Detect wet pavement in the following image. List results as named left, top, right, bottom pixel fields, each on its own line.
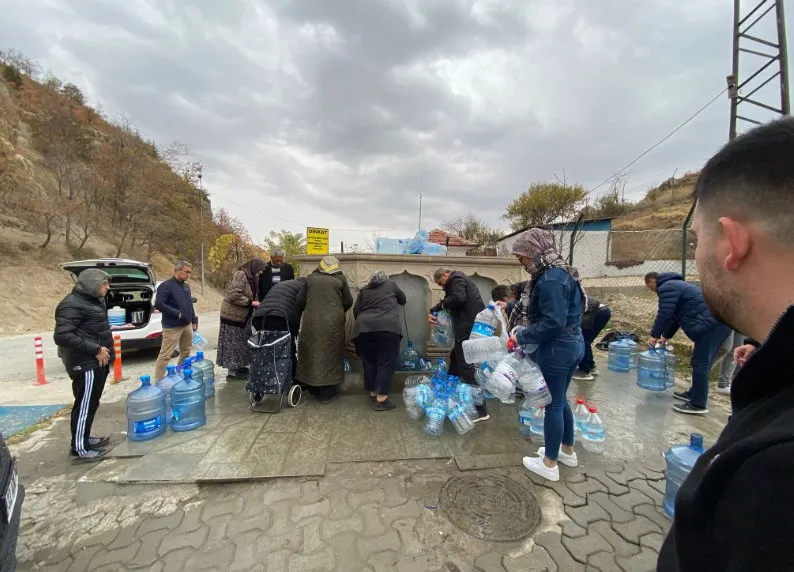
left=13, top=358, right=733, bottom=571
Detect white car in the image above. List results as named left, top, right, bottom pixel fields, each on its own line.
left=60, top=258, right=174, bottom=352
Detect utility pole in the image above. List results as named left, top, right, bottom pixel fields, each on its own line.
left=728, top=0, right=790, bottom=140
left=418, top=173, right=423, bottom=230
left=197, top=166, right=205, bottom=295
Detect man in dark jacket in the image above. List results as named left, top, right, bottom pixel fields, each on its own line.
left=252, top=277, right=306, bottom=381
left=657, top=117, right=794, bottom=571
left=258, top=249, right=295, bottom=302
left=154, top=261, right=198, bottom=381
left=645, top=271, right=730, bottom=415
left=572, top=296, right=611, bottom=381
left=54, top=269, right=115, bottom=463
left=428, top=268, right=487, bottom=420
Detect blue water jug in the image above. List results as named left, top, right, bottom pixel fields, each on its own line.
left=399, top=342, right=422, bottom=371
left=156, top=365, right=182, bottom=420
left=170, top=368, right=206, bottom=432
left=608, top=338, right=631, bottom=372
left=126, top=375, right=167, bottom=441
left=663, top=433, right=705, bottom=517
left=627, top=338, right=639, bottom=368
left=184, top=356, right=204, bottom=388
left=192, top=351, right=216, bottom=399
left=664, top=347, right=677, bottom=388
left=637, top=348, right=667, bottom=391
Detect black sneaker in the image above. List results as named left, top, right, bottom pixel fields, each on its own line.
left=472, top=405, right=490, bottom=423
left=70, top=449, right=107, bottom=464
left=373, top=398, right=396, bottom=411
left=88, top=436, right=110, bottom=449
left=673, top=390, right=691, bottom=402
left=673, top=402, right=708, bottom=415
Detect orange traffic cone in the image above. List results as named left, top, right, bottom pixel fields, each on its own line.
left=33, top=336, right=48, bottom=386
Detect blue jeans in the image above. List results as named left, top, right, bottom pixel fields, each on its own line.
left=535, top=329, right=585, bottom=461
left=689, top=325, right=731, bottom=408
left=579, top=307, right=611, bottom=372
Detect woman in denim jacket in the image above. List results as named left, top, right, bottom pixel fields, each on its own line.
left=508, top=228, right=586, bottom=482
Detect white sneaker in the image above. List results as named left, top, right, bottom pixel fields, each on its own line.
left=523, top=455, right=560, bottom=482
left=572, top=370, right=594, bottom=381
left=536, top=447, right=579, bottom=468
left=591, top=369, right=600, bottom=377
left=716, top=385, right=731, bottom=395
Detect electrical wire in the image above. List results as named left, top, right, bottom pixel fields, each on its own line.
left=588, top=87, right=729, bottom=195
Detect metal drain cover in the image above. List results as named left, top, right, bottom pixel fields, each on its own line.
left=439, top=474, right=542, bottom=542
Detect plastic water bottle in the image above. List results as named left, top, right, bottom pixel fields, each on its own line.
left=627, top=338, right=639, bottom=369
left=431, top=359, right=448, bottom=379
left=375, top=237, right=409, bottom=254
left=399, top=342, right=423, bottom=371
left=581, top=406, right=606, bottom=454
left=446, top=397, right=474, bottom=435
left=192, top=351, right=216, bottom=399
left=529, top=406, right=545, bottom=445
left=170, top=368, right=206, bottom=432
left=487, top=351, right=526, bottom=402
left=470, top=385, right=485, bottom=406
left=608, top=338, right=631, bottom=372
left=420, top=242, right=447, bottom=256
left=470, top=305, right=500, bottom=339
left=108, top=306, right=126, bottom=327
left=403, top=385, right=425, bottom=420
left=126, top=375, right=167, bottom=441
left=192, top=330, right=208, bottom=350
left=424, top=397, right=446, bottom=437
left=663, top=433, right=705, bottom=517
left=431, top=311, right=453, bottom=348
left=518, top=359, right=551, bottom=407
left=156, top=365, right=181, bottom=421
left=664, top=347, right=677, bottom=388
left=573, top=398, right=589, bottom=434
left=518, top=406, right=533, bottom=437
left=462, top=336, right=507, bottom=365
left=637, top=348, right=667, bottom=392
left=474, top=361, right=496, bottom=386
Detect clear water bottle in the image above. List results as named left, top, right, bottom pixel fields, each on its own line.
left=608, top=338, right=631, bottom=372
left=192, top=351, right=215, bottom=399
left=529, top=406, right=545, bottom=445
left=627, top=338, right=639, bottom=369
left=474, top=361, right=496, bottom=386
left=487, top=351, right=526, bottom=402
left=581, top=406, right=606, bottom=454
left=344, top=357, right=352, bottom=373
left=431, top=311, right=453, bottom=348
left=431, top=358, right=448, bottom=378
left=470, top=385, right=485, bottom=406
left=403, top=385, right=424, bottom=420
left=446, top=397, right=474, bottom=435
left=518, top=358, right=551, bottom=407
left=637, top=348, right=667, bottom=392
left=424, top=397, right=446, bottom=437
left=573, top=398, right=589, bottom=434
left=155, top=365, right=182, bottom=421
left=399, top=342, right=422, bottom=371
left=470, top=305, right=500, bottom=339
left=663, top=433, right=705, bottom=518
left=170, top=368, right=206, bottom=432
left=518, top=406, right=533, bottom=437
left=405, top=375, right=430, bottom=387
left=462, top=336, right=507, bottom=365
left=126, top=375, right=167, bottom=442
left=664, top=347, right=677, bottom=388
left=107, top=306, right=126, bottom=327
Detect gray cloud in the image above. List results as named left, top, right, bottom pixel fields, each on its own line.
left=1, top=0, right=789, bottom=247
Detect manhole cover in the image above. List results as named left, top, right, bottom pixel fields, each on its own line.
left=439, top=474, right=542, bottom=542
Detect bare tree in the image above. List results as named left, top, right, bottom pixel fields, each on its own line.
left=0, top=48, right=41, bottom=77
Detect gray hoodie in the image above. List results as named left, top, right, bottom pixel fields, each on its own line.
left=75, top=269, right=110, bottom=298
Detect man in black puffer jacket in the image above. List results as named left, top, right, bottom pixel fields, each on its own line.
left=251, top=277, right=306, bottom=380
left=54, top=269, right=115, bottom=463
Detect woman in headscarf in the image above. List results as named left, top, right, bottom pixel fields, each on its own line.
left=353, top=270, right=407, bottom=411
left=508, top=228, right=585, bottom=482
left=296, top=256, right=354, bottom=403
left=218, top=258, right=266, bottom=379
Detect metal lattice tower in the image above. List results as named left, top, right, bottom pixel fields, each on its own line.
left=728, top=0, right=790, bottom=140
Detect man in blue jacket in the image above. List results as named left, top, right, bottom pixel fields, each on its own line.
left=154, top=261, right=198, bottom=380
left=645, top=271, right=730, bottom=414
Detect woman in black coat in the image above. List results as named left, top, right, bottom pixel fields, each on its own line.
left=353, top=270, right=407, bottom=411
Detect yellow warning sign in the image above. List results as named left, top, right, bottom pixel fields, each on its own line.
left=306, top=227, right=330, bottom=255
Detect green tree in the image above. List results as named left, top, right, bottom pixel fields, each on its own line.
left=441, top=212, right=503, bottom=246
left=60, top=82, right=85, bottom=105
left=503, top=180, right=588, bottom=230
left=2, top=65, right=22, bottom=88
left=263, top=229, right=306, bottom=272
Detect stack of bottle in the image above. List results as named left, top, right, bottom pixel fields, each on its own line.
left=430, top=310, right=454, bottom=348
left=402, top=359, right=482, bottom=437
left=375, top=229, right=448, bottom=256
left=636, top=345, right=677, bottom=392
left=398, top=341, right=430, bottom=372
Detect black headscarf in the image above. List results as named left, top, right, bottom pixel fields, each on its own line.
left=239, top=259, right=266, bottom=300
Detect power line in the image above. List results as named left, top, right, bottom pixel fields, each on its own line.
left=588, top=87, right=729, bottom=196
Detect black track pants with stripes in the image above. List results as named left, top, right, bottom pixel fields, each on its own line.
left=69, top=366, right=108, bottom=456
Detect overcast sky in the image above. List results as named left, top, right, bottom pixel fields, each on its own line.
left=2, top=0, right=790, bottom=249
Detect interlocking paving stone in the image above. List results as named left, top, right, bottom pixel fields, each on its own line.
left=205, top=514, right=233, bottom=544
left=392, top=519, right=423, bottom=556
left=639, top=532, right=665, bottom=553
left=626, top=479, right=664, bottom=508
left=380, top=477, right=407, bottom=508
left=585, top=470, right=631, bottom=496
left=300, top=516, right=326, bottom=553
left=86, top=542, right=140, bottom=571
left=288, top=545, right=335, bottom=572
left=474, top=552, right=507, bottom=572
left=322, top=514, right=364, bottom=540
left=327, top=489, right=353, bottom=520
left=526, top=473, right=587, bottom=507
left=633, top=465, right=665, bottom=481
left=66, top=546, right=103, bottom=572
left=356, top=504, right=387, bottom=537
left=616, top=547, right=659, bottom=572
left=226, top=510, right=272, bottom=537
left=610, top=488, right=655, bottom=512
left=565, top=502, right=610, bottom=528
left=368, top=549, right=399, bottom=571
left=562, top=519, right=588, bottom=538
left=589, top=522, right=642, bottom=557
left=604, top=466, right=648, bottom=486
left=128, top=530, right=169, bottom=569
left=183, top=540, right=236, bottom=571
left=380, top=500, right=421, bottom=527
left=348, top=487, right=386, bottom=510
left=587, top=551, right=623, bottom=572
left=228, top=530, right=261, bottom=572
left=536, top=531, right=585, bottom=571
left=647, top=478, right=666, bottom=495
left=588, top=493, right=635, bottom=524
left=356, top=529, right=400, bottom=561
left=568, top=477, right=608, bottom=499
left=612, top=515, right=663, bottom=544
left=161, top=547, right=193, bottom=572
left=104, top=525, right=139, bottom=551
left=562, top=530, right=612, bottom=563
left=503, top=546, right=557, bottom=572
left=136, top=511, right=184, bottom=537
left=291, top=499, right=331, bottom=523
left=157, top=526, right=209, bottom=556
left=633, top=505, right=671, bottom=534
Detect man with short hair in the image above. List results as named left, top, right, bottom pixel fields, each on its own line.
left=657, top=117, right=794, bottom=571
left=54, top=269, right=115, bottom=463
left=258, top=248, right=295, bottom=302
left=428, top=267, right=487, bottom=420
left=644, top=271, right=730, bottom=415
left=154, top=261, right=198, bottom=380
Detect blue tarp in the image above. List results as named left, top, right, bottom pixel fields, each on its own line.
left=0, top=405, right=67, bottom=437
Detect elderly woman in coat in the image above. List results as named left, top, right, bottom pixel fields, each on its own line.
left=218, top=258, right=266, bottom=379
left=353, top=270, right=407, bottom=411
left=296, top=256, right=353, bottom=403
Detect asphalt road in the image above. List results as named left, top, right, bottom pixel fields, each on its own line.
left=0, top=312, right=220, bottom=384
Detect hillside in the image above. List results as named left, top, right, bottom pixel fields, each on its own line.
left=0, top=53, right=252, bottom=335
left=612, top=171, right=698, bottom=231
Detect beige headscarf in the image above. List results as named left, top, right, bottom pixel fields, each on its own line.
left=318, top=256, right=341, bottom=274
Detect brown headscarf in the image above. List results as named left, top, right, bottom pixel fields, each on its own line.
left=239, top=259, right=267, bottom=300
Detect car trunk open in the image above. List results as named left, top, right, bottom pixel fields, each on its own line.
left=60, top=259, right=157, bottom=331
